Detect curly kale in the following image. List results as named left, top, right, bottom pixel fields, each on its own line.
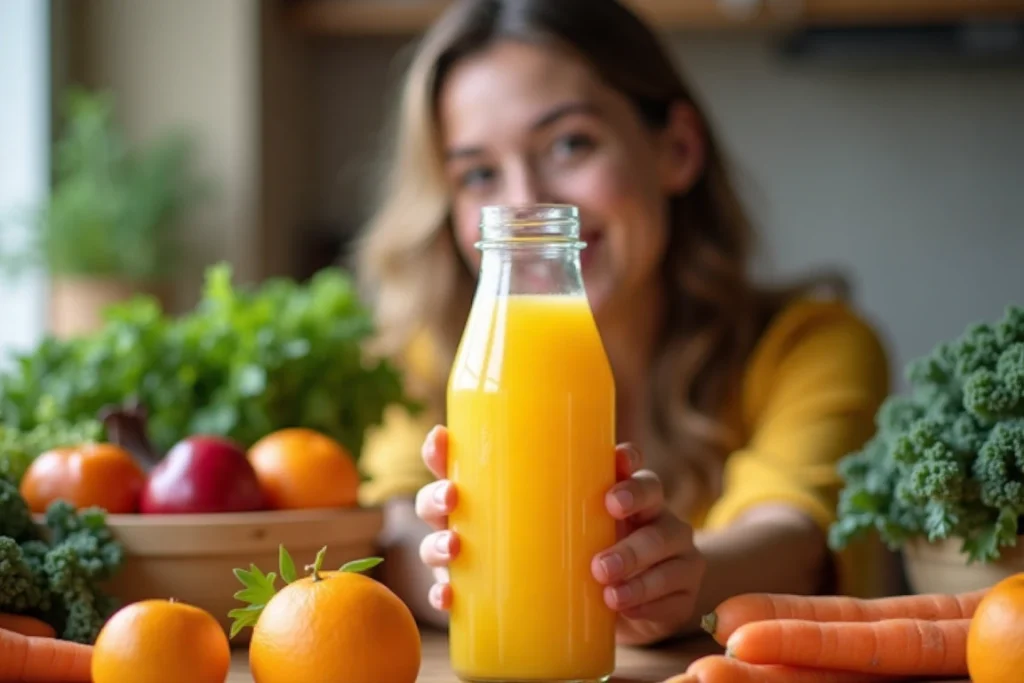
left=0, top=492, right=124, bottom=643
left=44, top=501, right=124, bottom=581
left=831, top=305, right=1024, bottom=564
left=0, top=538, right=49, bottom=613
left=0, top=477, right=33, bottom=541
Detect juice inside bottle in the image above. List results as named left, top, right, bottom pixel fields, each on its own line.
left=446, top=205, right=617, bottom=682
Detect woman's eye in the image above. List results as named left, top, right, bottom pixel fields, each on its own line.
left=459, top=167, right=496, bottom=189
left=551, top=133, right=596, bottom=160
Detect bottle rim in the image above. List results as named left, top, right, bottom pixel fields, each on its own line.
left=477, top=204, right=583, bottom=248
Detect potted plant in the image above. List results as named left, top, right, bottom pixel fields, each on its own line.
left=0, top=87, right=207, bottom=337
left=829, top=304, right=1024, bottom=594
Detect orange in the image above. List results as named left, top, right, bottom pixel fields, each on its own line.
left=250, top=569, right=421, bottom=683
left=20, top=443, right=146, bottom=514
left=91, top=599, right=230, bottom=683
left=967, top=573, right=1024, bottom=683
left=247, top=427, right=359, bottom=509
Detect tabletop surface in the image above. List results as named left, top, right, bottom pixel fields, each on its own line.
left=224, top=628, right=971, bottom=683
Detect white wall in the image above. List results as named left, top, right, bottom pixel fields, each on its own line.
left=75, top=0, right=261, bottom=310
left=0, top=0, right=49, bottom=365
left=671, top=36, right=1024, bottom=389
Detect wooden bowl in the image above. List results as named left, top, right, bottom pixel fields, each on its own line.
left=96, top=507, right=384, bottom=644
left=902, top=535, right=1024, bottom=595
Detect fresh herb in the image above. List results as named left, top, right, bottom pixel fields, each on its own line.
left=0, top=262, right=417, bottom=465
left=228, top=544, right=383, bottom=638
left=829, top=305, right=1024, bottom=564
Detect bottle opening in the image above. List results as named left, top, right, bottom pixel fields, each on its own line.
left=478, top=204, right=582, bottom=248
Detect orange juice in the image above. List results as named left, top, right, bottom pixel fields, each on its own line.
left=447, top=292, right=617, bottom=682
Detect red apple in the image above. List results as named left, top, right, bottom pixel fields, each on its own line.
left=140, top=435, right=268, bottom=514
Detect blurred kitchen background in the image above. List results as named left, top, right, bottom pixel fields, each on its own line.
left=1, top=0, right=1022, bottom=389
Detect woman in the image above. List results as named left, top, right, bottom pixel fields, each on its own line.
left=355, top=0, right=892, bottom=646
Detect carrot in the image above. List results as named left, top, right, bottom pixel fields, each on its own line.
left=725, top=617, right=970, bottom=677
left=0, top=627, right=92, bottom=682
left=0, top=614, right=56, bottom=639
left=678, top=655, right=898, bottom=683
left=701, top=589, right=988, bottom=645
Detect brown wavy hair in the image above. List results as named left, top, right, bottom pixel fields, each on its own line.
left=357, top=0, right=846, bottom=517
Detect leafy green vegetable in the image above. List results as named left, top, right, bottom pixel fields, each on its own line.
left=0, top=262, right=416, bottom=463
left=0, top=480, right=124, bottom=643
left=229, top=544, right=383, bottom=639
left=830, top=305, right=1024, bottom=564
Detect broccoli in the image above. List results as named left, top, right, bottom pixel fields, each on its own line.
left=831, top=305, right=1024, bottom=564
left=0, top=492, right=124, bottom=643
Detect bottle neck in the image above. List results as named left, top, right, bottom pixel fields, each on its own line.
left=477, top=244, right=585, bottom=298
left=474, top=204, right=586, bottom=299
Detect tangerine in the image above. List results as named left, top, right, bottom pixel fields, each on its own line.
left=967, top=573, right=1024, bottom=683
left=91, top=599, right=230, bottom=683
left=249, top=566, right=421, bottom=683
left=247, top=428, right=359, bottom=509
left=20, top=443, right=146, bottom=514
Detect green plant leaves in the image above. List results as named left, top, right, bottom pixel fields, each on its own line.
left=229, top=563, right=279, bottom=639
left=340, top=557, right=384, bottom=574
left=279, top=544, right=298, bottom=584
left=0, top=263, right=419, bottom=462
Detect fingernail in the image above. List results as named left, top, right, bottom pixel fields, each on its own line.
left=600, top=553, right=624, bottom=580
left=429, top=583, right=444, bottom=608
left=434, top=482, right=449, bottom=507
left=435, top=532, right=451, bottom=556
left=613, top=584, right=633, bottom=605
left=613, top=489, right=634, bottom=512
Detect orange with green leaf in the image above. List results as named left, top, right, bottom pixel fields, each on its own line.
left=230, top=545, right=421, bottom=683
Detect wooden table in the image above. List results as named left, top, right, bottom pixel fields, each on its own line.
left=225, top=628, right=971, bottom=682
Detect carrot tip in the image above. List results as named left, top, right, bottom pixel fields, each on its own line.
left=699, top=611, right=717, bottom=636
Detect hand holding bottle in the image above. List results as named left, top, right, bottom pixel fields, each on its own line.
left=415, top=424, right=706, bottom=646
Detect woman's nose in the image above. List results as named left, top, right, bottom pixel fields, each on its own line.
left=503, top=163, right=552, bottom=206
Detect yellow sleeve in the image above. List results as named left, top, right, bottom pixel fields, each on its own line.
left=358, top=404, right=436, bottom=506
left=702, top=300, right=892, bottom=595
left=357, top=332, right=443, bottom=506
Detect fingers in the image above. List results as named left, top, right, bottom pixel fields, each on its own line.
left=419, top=530, right=461, bottom=568
left=593, top=513, right=694, bottom=585
left=606, top=469, right=664, bottom=523
left=615, top=443, right=643, bottom=481
left=415, top=480, right=457, bottom=529
left=421, top=425, right=449, bottom=479
left=602, top=556, right=702, bottom=614
left=428, top=581, right=453, bottom=611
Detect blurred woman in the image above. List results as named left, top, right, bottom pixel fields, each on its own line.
left=355, top=0, right=891, bottom=645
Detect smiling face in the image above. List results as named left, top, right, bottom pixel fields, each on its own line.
left=437, top=39, right=703, bottom=315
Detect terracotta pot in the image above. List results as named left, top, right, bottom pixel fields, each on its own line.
left=902, top=536, right=1024, bottom=594
left=48, top=277, right=166, bottom=338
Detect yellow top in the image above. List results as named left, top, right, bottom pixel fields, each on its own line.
left=358, top=298, right=893, bottom=598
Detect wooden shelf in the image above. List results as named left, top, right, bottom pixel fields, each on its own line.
left=284, top=0, right=1024, bottom=36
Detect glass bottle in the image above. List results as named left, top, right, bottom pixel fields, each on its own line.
left=446, top=204, right=617, bottom=682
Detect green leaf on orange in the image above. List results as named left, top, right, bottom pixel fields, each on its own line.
left=340, top=557, right=384, bottom=574
left=279, top=544, right=298, bottom=584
